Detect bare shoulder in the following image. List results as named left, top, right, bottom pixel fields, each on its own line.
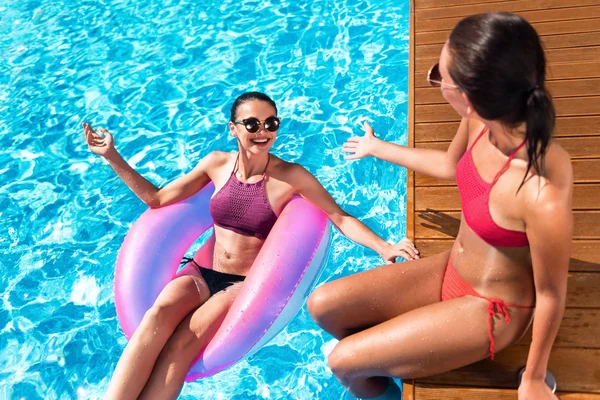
left=269, top=155, right=303, bottom=174
left=465, top=118, right=486, bottom=139
left=205, top=150, right=233, bottom=163
left=268, top=156, right=313, bottom=186
left=545, top=141, right=573, bottom=186
left=199, top=150, right=234, bottom=170
left=522, top=141, right=573, bottom=217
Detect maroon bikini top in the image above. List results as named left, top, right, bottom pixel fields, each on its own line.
left=209, top=153, right=278, bottom=240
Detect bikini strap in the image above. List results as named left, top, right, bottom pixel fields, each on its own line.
left=262, top=154, right=271, bottom=178
left=491, top=139, right=527, bottom=186
left=231, top=152, right=240, bottom=176
left=232, top=152, right=270, bottom=180
left=468, top=125, right=489, bottom=152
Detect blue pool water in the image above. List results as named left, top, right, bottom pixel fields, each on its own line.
left=1, top=0, right=409, bottom=398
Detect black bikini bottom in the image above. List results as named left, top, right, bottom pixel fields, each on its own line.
left=180, top=257, right=245, bottom=296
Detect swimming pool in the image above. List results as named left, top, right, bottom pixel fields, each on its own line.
left=1, top=0, right=409, bottom=398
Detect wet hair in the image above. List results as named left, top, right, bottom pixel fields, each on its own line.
left=448, top=12, right=555, bottom=190
left=229, top=92, right=278, bottom=121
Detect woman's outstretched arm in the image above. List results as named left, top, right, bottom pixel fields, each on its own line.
left=83, top=122, right=221, bottom=208
left=288, top=164, right=418, bottom=263
left=343, top=118, right=471, bottom=180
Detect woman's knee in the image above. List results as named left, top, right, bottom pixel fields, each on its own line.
left=145, top=277, right=207, bottom=327
left=142, top=302, right=178, bottom=329
left=327, top=341, right=357, bottom=385
left=307, top=285, right=334, bottom=323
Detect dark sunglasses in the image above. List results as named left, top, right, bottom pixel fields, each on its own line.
left=233, top=116, right=280, bottom=133
left=427, top=63, right=459, bottom=90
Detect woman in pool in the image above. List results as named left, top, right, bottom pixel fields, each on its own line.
left=84, top=92, right=418, bottom=399
left=308, top=12, right=572, bottom=400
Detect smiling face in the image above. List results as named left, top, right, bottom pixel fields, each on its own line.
left=229, top=100, right=279, bottom=154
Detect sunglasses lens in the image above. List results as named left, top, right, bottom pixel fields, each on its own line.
left=428, top=63, right=442, bottom=87
left=244, top=118, right=260, bottom=133
left=265, top=117, right=280, bottom=132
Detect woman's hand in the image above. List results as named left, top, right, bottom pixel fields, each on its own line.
left=83, top=122, right=116, bottom=159
left=343, top=122, right=378, bottom=160
left=380, top=238, right=420, bottom=263
left=518, top=377, right=558, bottom=400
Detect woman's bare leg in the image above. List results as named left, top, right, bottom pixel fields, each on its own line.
left=306, top=251, right=450, bottom=396
left=138, top=283, right=242, bottom=400
left=327, top=295, right=533, bottom=398
left=307, top=250, right=451, bottom=340
left=105, top=266, right=210, bottom=400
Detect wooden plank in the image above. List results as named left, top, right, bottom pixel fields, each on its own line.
left=414, top=117, right=600, bottom=142
left=415, top=186, right=460, bottom=210
left=407, top=0, right=416, bottom=241
left=534, top=17, right=600, bottom=36
left=414, top=239, right=600, bottom=273
left=570, top=240, right=600, bottom=271
left=415, top=184, right=600, bottom=211
left=415, top=0, right=599, bottom=19
left=415, top=19, right=600, bottom=45
left=414, top=238, right=455, bottom=256
left=414, top=210, right=600, bottom=239
left=415, top=0, right=518, bottom=9
left=417, top=347, right=600, bottom=392
left=548, top=61, right=600, bottom=80
left=416, top=32, right=600, bottom=54
left=517, top=308, right=600, bottom=348
left=558, top=394, right=600, bottom=400
left=542, top=31, right=600, bottom=49
left=568, top=272, right=600, bottom=308
left=415, top=61, right=600, bottom=85
left=416, top=159, right=600, bottom=186
left=415, top=5, right=600, bottom=32
left=415, top=96, right=600, bottom=123
left=572, top=159, right=600, bottom=183
left=550, top=137, right=600, bottom=159
left=416, top=34, right=600, bottom=59
left=531, top=47, right=596, bottom=65
left=414, top=384, right=600, bottom=400
left=416, top=79, right=600, bottom=104
left=416, top=46, right=600, bottom=66
left=403, top=380, right=416, bottom=400
left=405, top=6, right=416, bottom=399
left=415, top=137, right=600, bottom=159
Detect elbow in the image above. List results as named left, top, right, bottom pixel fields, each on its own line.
left=443, top=171, right=456, bottom=181
left=443, top=161, right=457, bottom=181
left=146, top=199, right=161, bottom=209
left=535, top=284, right=567, bottom=306
left=145, top=194, right=162, bottom=209
left=329, top=211, right=351, bottom=229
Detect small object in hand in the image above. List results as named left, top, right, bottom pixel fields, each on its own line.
left=518, top=367, right=557, bottom=393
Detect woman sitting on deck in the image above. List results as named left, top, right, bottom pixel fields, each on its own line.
left=308, top=12, right=572, bottom=400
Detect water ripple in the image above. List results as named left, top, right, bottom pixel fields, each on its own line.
left=1, top=0, right=408, bottom=398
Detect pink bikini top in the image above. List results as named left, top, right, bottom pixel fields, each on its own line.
left=209, top=153, right=278, bottom=240
left=455, top=127, right=529, bottom=248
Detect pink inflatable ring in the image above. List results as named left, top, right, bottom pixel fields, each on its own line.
left=114, top=182, right=332, bottom=380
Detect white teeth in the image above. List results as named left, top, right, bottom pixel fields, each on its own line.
left=252, top=139, right=268, bottom=143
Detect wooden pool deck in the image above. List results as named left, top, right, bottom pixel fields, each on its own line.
left=404, top=0, right=600, bottom=398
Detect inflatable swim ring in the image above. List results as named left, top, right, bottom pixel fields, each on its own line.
left=114, top=182, right=332, bottom=380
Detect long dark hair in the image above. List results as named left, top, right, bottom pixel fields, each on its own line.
left=230, top=92, right=278, bottom=121
left=448, top=12, right=555, bottom=190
